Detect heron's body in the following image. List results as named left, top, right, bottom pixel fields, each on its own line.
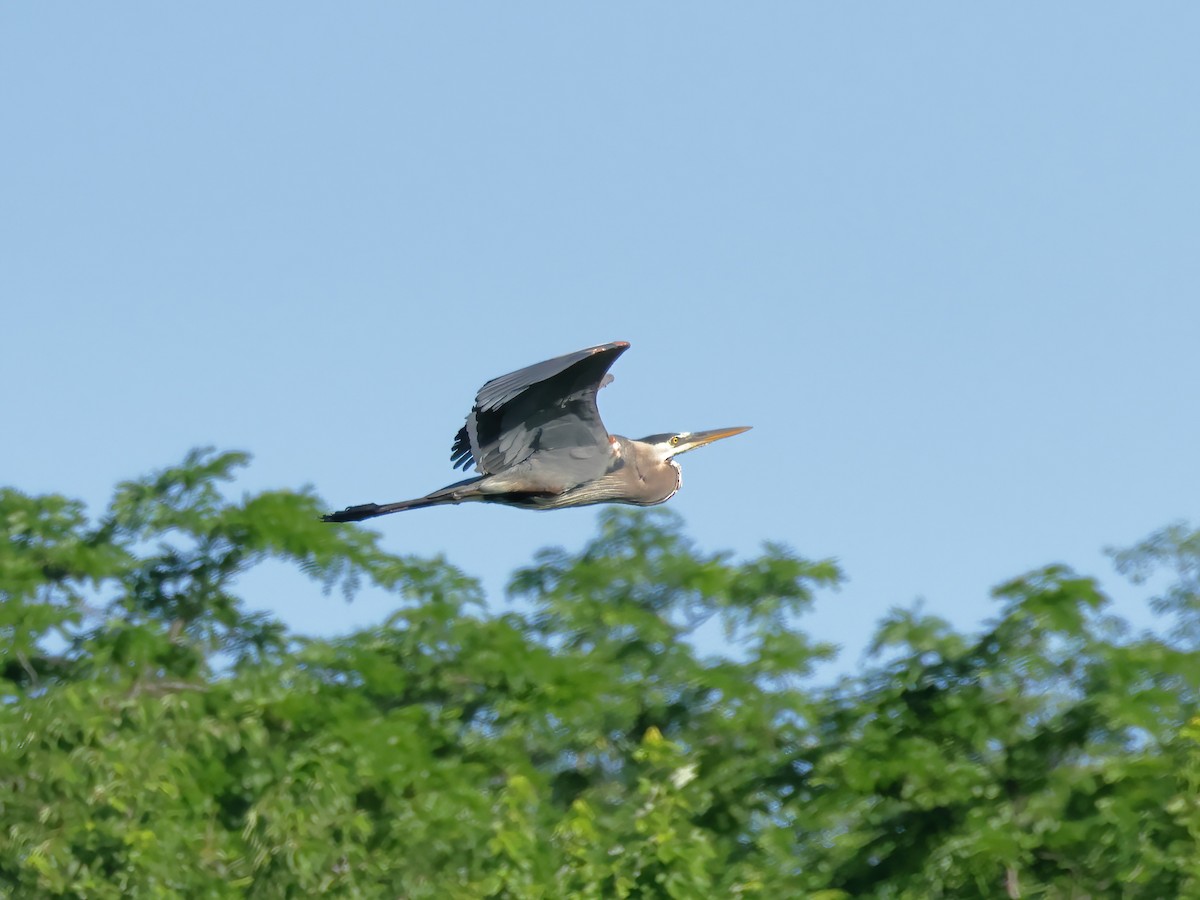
left=323, top=342, right=747, bottom=523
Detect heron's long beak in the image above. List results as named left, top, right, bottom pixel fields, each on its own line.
left=674, top=426, right=752, bottom=455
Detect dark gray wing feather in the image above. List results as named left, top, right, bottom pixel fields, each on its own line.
left=450, top=341, right=628, bottom=475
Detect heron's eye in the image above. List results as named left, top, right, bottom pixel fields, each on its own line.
left=670, top=436, right=680, bottom=445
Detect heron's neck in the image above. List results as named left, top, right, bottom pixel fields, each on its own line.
left=643, top=455, right=681, bottom=504
left=664, top=458, right=681, bottom=501
left=618, top=437, right=681, bottom=504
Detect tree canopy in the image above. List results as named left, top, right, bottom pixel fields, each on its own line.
left=2, top=449, right=1198, bottom=897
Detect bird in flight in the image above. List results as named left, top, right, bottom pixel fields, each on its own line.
left=322, top=341, right=749, bottom=522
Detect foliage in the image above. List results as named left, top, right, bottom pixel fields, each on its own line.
left=2, top=449, right=1198, bottom=897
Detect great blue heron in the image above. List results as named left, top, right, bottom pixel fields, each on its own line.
left=322, top=341, right=749, bottom=522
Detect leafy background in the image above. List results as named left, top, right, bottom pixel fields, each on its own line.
left=3, top=451, right=1198, bottom=896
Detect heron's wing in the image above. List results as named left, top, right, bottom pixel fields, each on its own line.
left=450, top=341, right=629, bottom=476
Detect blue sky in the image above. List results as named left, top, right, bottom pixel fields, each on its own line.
left=4, top=5, right=1198, bottom=668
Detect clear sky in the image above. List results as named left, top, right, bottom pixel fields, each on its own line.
left=4, top=5, right=1198, bottom=669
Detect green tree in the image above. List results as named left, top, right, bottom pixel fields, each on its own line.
left=2, top=449, right=1198, bottom=897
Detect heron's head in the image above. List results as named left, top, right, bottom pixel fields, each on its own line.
left=637, top=427, right=752, bottom=462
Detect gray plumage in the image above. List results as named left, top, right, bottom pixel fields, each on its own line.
left=323, top=341, right=749, bottom=523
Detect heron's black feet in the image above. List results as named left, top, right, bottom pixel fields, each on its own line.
left=321, top=503, right=381, bottom=523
